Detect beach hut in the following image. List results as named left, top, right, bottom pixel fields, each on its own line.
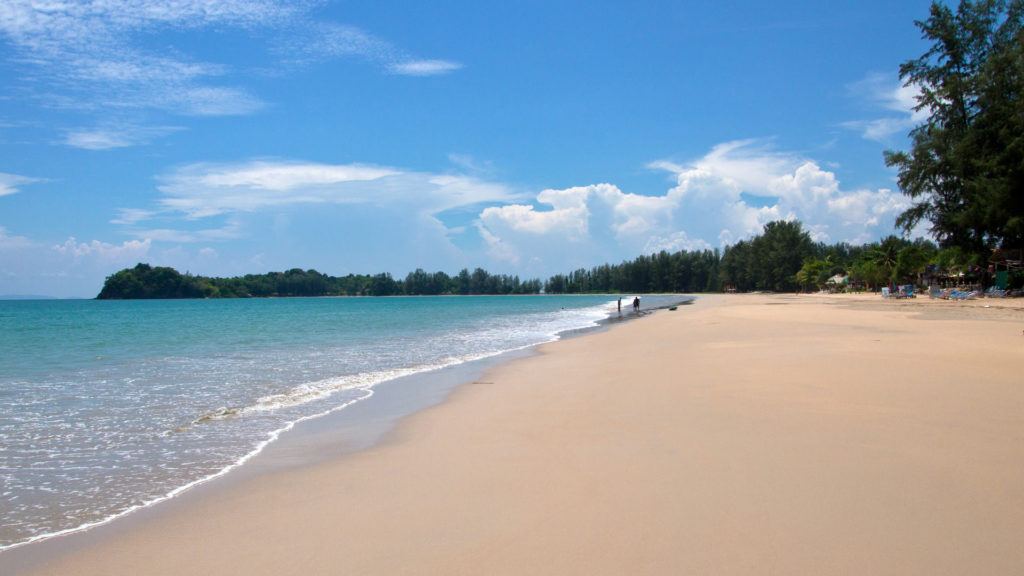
left=989, top=247, right=1023, bottom=289
left=825, top=274, right=848, bottom=293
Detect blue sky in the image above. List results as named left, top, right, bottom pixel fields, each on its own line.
left=1, top=0, right=935, bottom=298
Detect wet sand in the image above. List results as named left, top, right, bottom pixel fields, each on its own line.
left=11, top=293, right=1024, bottom=575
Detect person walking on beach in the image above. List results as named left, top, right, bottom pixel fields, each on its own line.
left=618, top=297, right=622, bottom=316
left=632, top=296, right=640, bottom=313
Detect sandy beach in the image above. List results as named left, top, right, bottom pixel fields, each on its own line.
left=9, top=293, right=1024, bottom=575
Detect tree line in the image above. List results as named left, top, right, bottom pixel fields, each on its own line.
left=98, top=218, right=1015, bottom=299
left=96, top=264, right=544, bottom=299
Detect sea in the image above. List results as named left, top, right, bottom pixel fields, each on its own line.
left=0, top=294, right=687, bottom=551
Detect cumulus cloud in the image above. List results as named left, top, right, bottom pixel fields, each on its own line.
left=474, top=140, right=909, bottom=271
left=654, top=140, right=909, bottom=244
left=476, top=182, right=689, bottom=269
left=480, top=186, right=592, bottom=238
left=0, top=232, right=155, bottom=297
left=53, top=237, right=152, bottom=261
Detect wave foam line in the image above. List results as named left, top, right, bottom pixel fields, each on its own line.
left=0, top=385, right=377, bottom=553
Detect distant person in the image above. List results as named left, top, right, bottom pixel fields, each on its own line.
left=618, top=297, right=622, bottom=316
left=633, top=296, right=640, bottom=313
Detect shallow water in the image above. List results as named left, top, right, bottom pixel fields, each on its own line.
left=0, top=294, right=686, bottom=549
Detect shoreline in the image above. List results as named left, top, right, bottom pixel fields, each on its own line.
left=1, top=294, right=687, bottom=570
left=6, top=293, right=1024, bottom=574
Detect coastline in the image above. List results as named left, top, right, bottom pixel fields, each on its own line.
left=7, top=293, right=1024, bottom=574
left=2, top=294, right=679, bottom=556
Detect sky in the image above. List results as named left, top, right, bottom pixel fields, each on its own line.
left=0, top=0, right=937, bottom=298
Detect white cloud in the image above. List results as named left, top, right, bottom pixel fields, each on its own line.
left=474, top=140, right=909, bottom=274
left=190, top=161, right=398, bottom=191
left=480, top=186, right=592, bottom=238
left=768, top=162, right=839, bottom=206
left=127, top=222, right=244, bottom=243
left=390, top=59, right=463, bottom=76
left=0, top=232, right=154, bottom=297
left=843, top=73, right=928, bottom=143
left=64, top=130, right=134, bottom=150
left=478, top=182, right=687, bottom=244
left=53, top=237, right=152, bottom=261
left=111, top=208, right=158, bottom=225
left=0, top=226, right=34, bottom=250
left=477, top=223, right=520, bottom=266
left=295, top=24, right=397, bottom=61
left=148, top=160, right=516, bottom=220
left=172, top=87, right=266, bottom=116
left=447, top=153, right=494, bottom=176
left=601, top=187, right=678, bottom=238
left=1, top=1, right=458, bottom=129
left=691, top=139, right=795, bottom=194
left=0, top=0, right=287, bottom=117
left=475, top=183, right=686, bottom=271
left=64, top=124, right=183, bottom=150
left=155, top=161, right=401, bottom=217
left=643, top=231, right=712, bottom=255
left=0, top=1, right=291, bottom=55
left=291, top=23, right=463, bottom=76
left=654, top=140, right=907, bottom=243
left=0, top=172, right=39, bottom=196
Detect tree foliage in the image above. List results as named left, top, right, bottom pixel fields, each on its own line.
left=885, top=0, right=1024, bottom=253
left=716, top=220, right=815, bottom=292
left=97, top=264, right=544, bottom=299
left=100, top=219, right=984, bottom=300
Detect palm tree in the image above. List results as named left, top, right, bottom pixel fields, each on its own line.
left=872, top=236, right=904, bottom=286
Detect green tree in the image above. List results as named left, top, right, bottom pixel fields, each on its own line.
left=885, top=0, right=1024, bottom=253
left=795, top=257, right=831, bottom=292
left=851, top=258, right=887, bottom=291
left=894, top=245, right=931, bottom=284
left=751, top=220, right=815, bottom=292
left=873, top=236, right=904, bottom=281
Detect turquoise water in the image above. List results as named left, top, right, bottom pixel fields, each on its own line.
left=0, top=295, right=686, bottom=550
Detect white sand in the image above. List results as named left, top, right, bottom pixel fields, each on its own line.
left=15, top=293, right=1024, bottom=575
